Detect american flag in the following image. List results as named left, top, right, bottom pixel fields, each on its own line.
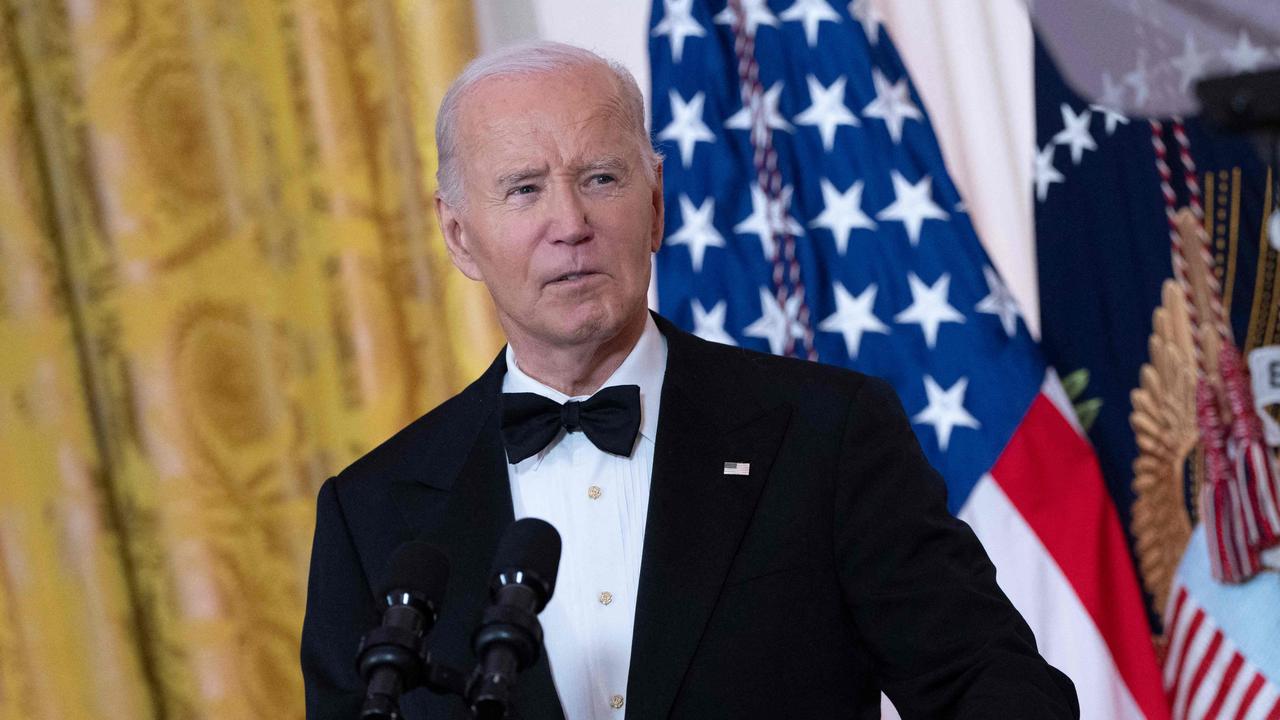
left=648, top=0, right=1168, bottom=717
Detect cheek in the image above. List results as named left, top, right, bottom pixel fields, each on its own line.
left=470, top=223, right=537, bottom=284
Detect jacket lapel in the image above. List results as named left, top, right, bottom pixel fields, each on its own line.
left=390, top=351, right=565, bottom=720
left=386, top=321, right=791, bottom=720
left=626, top=320, right=792, bottom=719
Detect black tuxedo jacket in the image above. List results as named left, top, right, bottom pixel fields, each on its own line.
left=301, top=314, right=1078, bottom=719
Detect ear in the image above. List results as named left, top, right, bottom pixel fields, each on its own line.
left=435, top=193, right=483, bottom=281
left=649, top=160, right=665, bottom=253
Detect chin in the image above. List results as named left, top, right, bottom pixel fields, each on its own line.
left=558, top=317, right=614, bottom=345
left=552, top=304, right=630, bottom=346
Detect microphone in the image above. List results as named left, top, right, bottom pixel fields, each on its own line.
left=357, top=541, right=450, bottom=720
left=469, top=518, right=562, bottom=720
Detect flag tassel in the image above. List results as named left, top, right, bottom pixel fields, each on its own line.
left=1197, top=378, right=1256, bottom=583
left=1221, top=344, right=1280, bottom=545
left=1196, top=342, right=1280, bottom=584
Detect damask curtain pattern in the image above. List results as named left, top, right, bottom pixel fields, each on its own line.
left=0, top=1, right=499, bottom=718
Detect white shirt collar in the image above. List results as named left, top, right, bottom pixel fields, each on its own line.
left=502, top=314, right=667, bottom=442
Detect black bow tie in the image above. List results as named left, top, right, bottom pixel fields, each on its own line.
left=501, top=385, right=642, bottom=464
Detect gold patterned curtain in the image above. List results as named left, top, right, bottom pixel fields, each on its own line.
left=0, top=1, right=500, bottom=718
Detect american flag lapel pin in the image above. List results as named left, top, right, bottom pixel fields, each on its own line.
left=723, top=461, right=750, bottom=476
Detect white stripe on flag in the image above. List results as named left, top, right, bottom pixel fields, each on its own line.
left=1242, top=680, right=1279, bottom=719
left=1173, top=619, right=1217, bottom=719
left=1042, top=367, right=1085, bottom=437
left=1217, top=662, right=1256, bottom=719
left=1185, top=634, right=1235, bottom=719
left=959, top=474, right=1144, bottom=719
left=1165, top=590, right=1198, bottom=688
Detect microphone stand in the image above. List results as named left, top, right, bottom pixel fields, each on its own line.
left=358, top=518, right=560, bottom=719
left=356, top=624, right=470, bottom=720
left=357, top=620, right=544, bottom=720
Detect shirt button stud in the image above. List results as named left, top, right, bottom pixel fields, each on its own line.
left=588, top=485, right=602, bottom=499
left=598, top=591, right=613, bottom=606
left=610, top=694, right=624, bottom=709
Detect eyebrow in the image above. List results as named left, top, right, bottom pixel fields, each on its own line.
left=492, top=156, right=631, bottom=189
left=495, top=167, right=547, bottom=189
left=578, top=156, right=629, bottom=174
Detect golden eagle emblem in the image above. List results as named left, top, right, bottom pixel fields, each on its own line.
left=1130, top=209, right=1280, bottom=629
left=1130, top=278, right=1199, bottom=618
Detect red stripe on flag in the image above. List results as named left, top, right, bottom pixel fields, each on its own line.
left=991, top=393, right=1169, bottom=719
left=1182, top=630, right=1224, bottom=717
left=1169, top=610, right=1207, bottom=705
left=1165, top=587, right=1191, bottom=669
left=1204, top=654, right=1245, bottom=718
left=1233, top=675, right=1265, bottom=720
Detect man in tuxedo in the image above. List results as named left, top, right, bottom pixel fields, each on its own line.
left=301, top=41, right=1079, bottom=719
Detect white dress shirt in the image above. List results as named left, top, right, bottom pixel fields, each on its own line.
left=502, top=316, right=667, bottom=720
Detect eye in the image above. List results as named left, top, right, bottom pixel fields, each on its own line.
left=590, top=174, right=617, bottom=186
left=507, top=184, right=538, bottom=197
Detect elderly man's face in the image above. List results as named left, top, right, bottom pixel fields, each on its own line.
left=437, top=66, right=663, bottom=353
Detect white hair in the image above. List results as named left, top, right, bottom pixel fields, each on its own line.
left=434, top=41, right=660, bottom=208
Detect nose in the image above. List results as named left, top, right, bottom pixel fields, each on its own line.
left=546, top=186, right=592, bottom=245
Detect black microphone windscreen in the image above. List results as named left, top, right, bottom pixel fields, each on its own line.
left=378, top=541, right=450, bottom=605
left=491, top=518, right=562, bottom=599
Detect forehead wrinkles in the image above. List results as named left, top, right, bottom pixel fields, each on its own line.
left=467, top=95, right=637, bottom=178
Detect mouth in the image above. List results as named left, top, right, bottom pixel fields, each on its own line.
left=548, top=271, right=602, bottom=285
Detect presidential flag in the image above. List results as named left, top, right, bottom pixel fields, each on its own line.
left=648, top=1, right=1168, bottom=717
left=1031, top=16, right=1280, bottom=719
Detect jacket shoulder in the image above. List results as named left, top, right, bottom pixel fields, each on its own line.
left=673, top=325, right=883, bottom=408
